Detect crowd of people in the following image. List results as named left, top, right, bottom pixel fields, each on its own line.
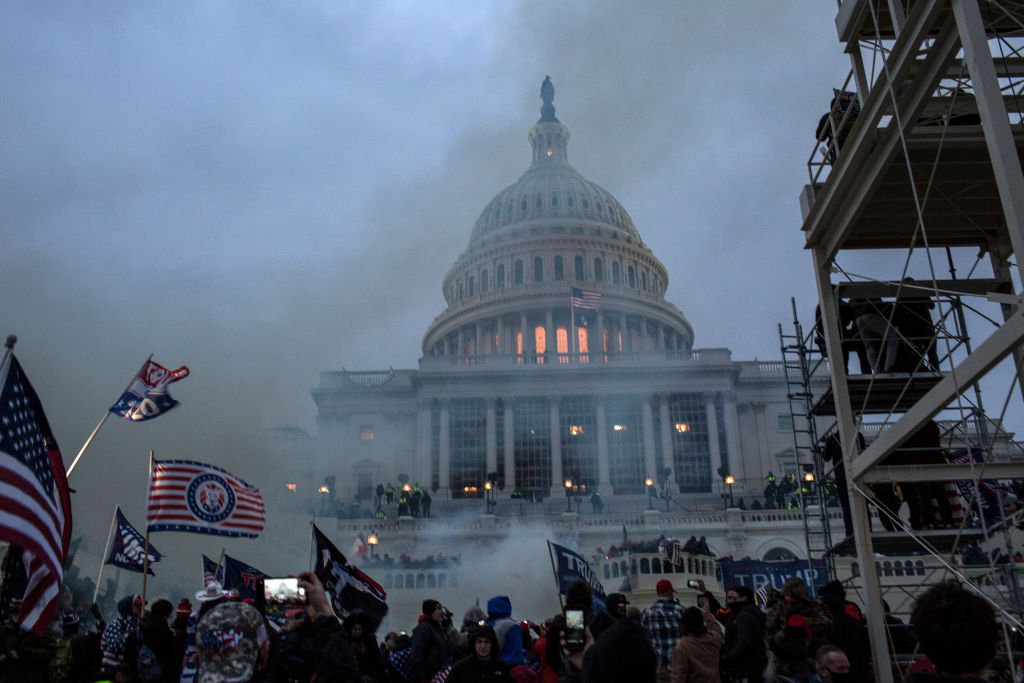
left=3, top=567, right=1015, bottom=683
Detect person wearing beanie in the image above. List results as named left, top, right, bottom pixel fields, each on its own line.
left=411, top=598, right=458, bottom=681
left=720, top=585, right=766, bottom=683
left=447, top=623, right=511, bottom=683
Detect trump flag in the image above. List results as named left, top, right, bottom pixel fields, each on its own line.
left=147, top=460, right=265, bottom=538
left=110, top=359, right=189, bottom=422
left=104, top=507, right=161, bottom=575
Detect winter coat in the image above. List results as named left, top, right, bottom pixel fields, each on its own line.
left=672, top=626, right=724, bottom=683
left=720, top=602, right=766, bottom=682
left=487, top=596, right=525, bottom=665
left=411, top=617, right=455, bottom=681
left=139, top=612, right=177, bottom=683
left=448, top=625, right=512, bottom=683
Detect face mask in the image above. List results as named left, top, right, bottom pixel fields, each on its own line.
left=828, top=671, right=853, bottom=683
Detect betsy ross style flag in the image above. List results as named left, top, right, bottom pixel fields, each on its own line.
left=147, top=460, right=265, bottom=538
left=105, top=507, right=161, bottom=575
left=0, top=355, right=72, bottom=634
left=110, top=359, right=189, bottom=422
left=571, top=287, right=601, bottom=311
left=313, top=525, right=388, bottom=628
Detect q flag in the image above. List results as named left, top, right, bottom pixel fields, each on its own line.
left=312, top=525, right=387, bottom=629
left=202, top=554, right=225, bottom=587
left=104, top=507, right=161, bottom=575
left=147, top=460, right=265, bottom=538
left=549, top=542, right=606, bottom=612
left=110, top=359, right=189, bottom=422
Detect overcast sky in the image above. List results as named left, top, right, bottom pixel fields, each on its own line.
left=9, top=2, right=988, bottom=598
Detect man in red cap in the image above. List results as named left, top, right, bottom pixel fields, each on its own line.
left=641, top=579, right=688, bottom=681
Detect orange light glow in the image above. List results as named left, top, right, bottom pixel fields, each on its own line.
left=675, top=423, right=689, bottom=433
left=578, top=327, right=588, bottom=354
left=569, top=425, right=584, bottom=436
left=535, top=326, right=546, bottom=355
left=724, top=475, right=735, bottom=486
left=286, top=483, right=297, bottom=492
left=557, top=328, right=568, bottom=354
left=318, top=485, right=330, bottom=494
left=613, top=424, right=626, bottom=432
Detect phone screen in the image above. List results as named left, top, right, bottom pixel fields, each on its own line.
left=564, top=609, right=585, bottom=651
left=263, top=577, right=307, bottom=604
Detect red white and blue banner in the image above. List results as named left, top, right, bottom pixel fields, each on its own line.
left=146, top=460, right=265, bottom=538
left=105, top=506, right=161, bottom=575
left=549, top=541, right=606, bottom=612
left=719, top=559, right=829, bottom=593
left=109, top=359, right=189, bottom=422
left=201, top=553, right=225, bottom=586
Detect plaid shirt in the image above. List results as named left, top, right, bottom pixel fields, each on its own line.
left=641, top=598, right=687, bottom=669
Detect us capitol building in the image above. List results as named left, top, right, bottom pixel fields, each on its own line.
left=271, top=80, right=835, bottom=626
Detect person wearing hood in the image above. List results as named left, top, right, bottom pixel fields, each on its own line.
left=447, top=623, right=511, bottom=683
left=486, top=596, right=524, bottom=666
left=720, top=586, right=766, bottom=683
left=343, top=610, right=382, bottom=681
left=100, top=594, right=144, bottom=673
left=671, top=604, right=723, bottom=683
left=139, top=598, right=177, bottom=683
left=816, top=582, right=869, bottom=683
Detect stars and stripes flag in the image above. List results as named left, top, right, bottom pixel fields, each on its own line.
left=146, top=459, right=265, bottom=538
left=202, top=553, right=225, bottom=587
left=109, top=359, right=189, bottom=422
left=571, top=287, right=601, bottom=311
left=104, top=506, right=161, bottom=575
left=0, top=354, right=72, bottom=634
left=755, top=581, right=771, bottom=610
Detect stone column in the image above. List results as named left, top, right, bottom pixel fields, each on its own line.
left=620, top=314, right=629, bottom=351
left=416, top=402, right=432, bottom=487
left=595, top=310, right=605, bottom=359
left=520, top=312, right=529, bottom=358
left=438, top=399, right=451, bottom=498
left=722, top=392, right=741, bottom=484
left=659, top=393, right=673, bottom=472
left=656, top=322, right=664, bottom=350
left=497, top=316, right=505, bottom=354
left=596, top=395, right=610, bottom=491
left=503, top=399, right=515, bottom=490
left=442, top=337, right=449, bottom=356
left=475, top=323, right=482, bottom=356
left=549, top=395, right=563, bottom=496
left=704, top=392, right=722, bottom=483
left=641, top=396, right=657, bottom=483
left=457, top=328, right=464, bottom=357
left=485, top=398, right=497, bottom=475
left=546, top=308, right=555, bottom=358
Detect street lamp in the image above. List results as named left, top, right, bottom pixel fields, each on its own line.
left=367, top=533, right=378, bottom=556
left=565, top=479, right=573, bottom=512
left=724, top=475, right=735, bottom=508
left=484, top=481, right=495, bottom=514
left=645, top=478, right=655, bottom=510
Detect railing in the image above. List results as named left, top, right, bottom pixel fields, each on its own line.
left=421, top=348, right=726, bottom=370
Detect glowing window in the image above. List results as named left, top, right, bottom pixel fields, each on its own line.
left=557, top=328, right=568, bottom=354
left=569, top=425, right=584, bottom=436
left=675, top=423, right=689, bottom=433
left=516, top=330, right=523, bottom=355
left=578, top=327, right=588, bottom=354
left=613, top=424, right=626, bottom=432
left=535, top=326, right=546, bottom=355
left=360, top=426, right=374, bottom=441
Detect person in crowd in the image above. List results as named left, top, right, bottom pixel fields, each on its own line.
left=720, top=586, right=766, bottom=683
left=139, top=597, right=177, bottom=683
left=641, top=579, right=688, bottom=681
left=766, top=578, right=831, bottom=641
left=854, top=298, right=899, bottom=374
left=343, top=610, right=382, bottom=682
left=810, top=644, right=851, bottom=683
left=605, top=593, right=629, bottom=620
left=545, top=580, right=592, bottom=680
left=765, top=578, right=831, bottom=680
left=447, top=622, right=511, bottom=683
left=671, top=603, right=723, bottom=683
left=560, top=609, right=656, bottom=683
left=816, top=582, right=869, bottom=683
left=99, top=594, right=144, bottom=674
left=908, top=580, right=999, bottom=682
left=411, top=599, right=458, bottom=682
left=195, top=601, right=272, bottom=683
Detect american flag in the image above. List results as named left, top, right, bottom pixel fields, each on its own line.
left=755, top=581, right=770, bottom=610
left=202, top=553, right=225, bottom=586
left=571, top=287, right=601, bottom=311
left=0, top=355, right=72, bottom=634
left=146, top=459, right=265, bottom=538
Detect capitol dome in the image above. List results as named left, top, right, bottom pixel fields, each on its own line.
left=422, top=78, right=693, bottom=359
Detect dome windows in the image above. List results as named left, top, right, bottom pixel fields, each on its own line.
left=567, top=195, right=575, bottom=208
left=595, top=201, right=603, bottom=213
left=628, top=266, right=636, bottom=288
left=481, top=270, right=488, bottom=293
left=581, top=198, right=589, bottom=210
left=594, top=258, right=603, bottom=282
left=574, top=255, right=584, bottom=281
left=641, top=270, right=648, bottom=291
left=612, top=261, right=621, bottom=285
left=497, top=264, right=505, bottom=288
left=554, top=255, right=564, bottom=281
left=534, top=257, right=543, bottom=283
left=468, top=276, right=474, bottom=297
left=521, top=199, right=528, bottom=212
left=535, top=196, right=542, bottom=209
left=551, top=194, right=558, bottom=208
left=514, top=260, right=524, bottom=285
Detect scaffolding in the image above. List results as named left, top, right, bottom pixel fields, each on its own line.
left=799, top=1, right=1024, bottom=679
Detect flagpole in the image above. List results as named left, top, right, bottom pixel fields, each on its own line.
left=1, top=335, right=15, bottom=370
left=570, top=289, right=576, bottom=360
left=67, top=354, right=154, bottom=478
left=546, top=541, right=564, bottom=612
left=308, top=515, right=316, bottom=572
left=141, top=451, right=154, bottom=607
left=214, top=547, right=226, bottom=582
left=93, top=506, right=119, bottom=604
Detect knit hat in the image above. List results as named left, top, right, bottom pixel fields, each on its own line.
left=196, top=602, right=268, bottom=683
left=422, top=599, right=441, bottom=616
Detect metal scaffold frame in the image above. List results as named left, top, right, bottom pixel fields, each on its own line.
left=799, top=1, right=1024, bottom=679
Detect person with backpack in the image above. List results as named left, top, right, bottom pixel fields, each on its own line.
left=139, top=598, right=176, bottom=683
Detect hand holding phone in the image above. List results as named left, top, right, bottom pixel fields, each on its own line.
left=564, top=609, right=585, bottom=652
left=264, top=577, right=307, bottom=605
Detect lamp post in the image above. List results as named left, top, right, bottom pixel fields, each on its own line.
left=645, top=478, right=655, bottom=510
left=367, top=533, right=378, bottom=556
left=484, top=481, right=495, bottom=514
left=724, top=475, right=735, bottom=508
left=565, top=479, right=573, bottom=512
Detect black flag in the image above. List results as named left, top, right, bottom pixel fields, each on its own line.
left=312, top=525, right=387, bottom=629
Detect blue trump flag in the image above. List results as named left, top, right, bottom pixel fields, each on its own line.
left=719, top=558, right=829, bottom=594
left=222, top=554, right=269, bottom=602
left=105, top=507, right=161, bottom=575
left=549, top=541, right=606, bottom=611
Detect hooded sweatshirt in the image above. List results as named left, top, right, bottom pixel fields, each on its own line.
left=100, top=596, right=139, bottom=670
left=487, top=596, right=525, bottom=665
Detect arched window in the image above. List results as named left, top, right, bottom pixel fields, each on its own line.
left=521, top=199, right=528, bottom=212
left=611, top=564, right=619, bottom=578
left=534, top=257, right=543, bottom=283
left=551, top=194, right=558, bottom=208
left=554, top=256, right=564, bottom=281
left=652, top=558, right=662, bottom=573
left=384, top=574, right=393, bottom=589
left=497, top=264, right=505, bottom=288
left=594, top=258, right=603, bottom=281
left=427, top=574, right=436, bottom=588
left=641, top=271, right=647, bottom=291
left=468, top=276, right=474, bottom=297
left=612, top=262, right=621, bottom=285
left=763, top=547, right=796, bottom=562
left=514, top=260, right=524, bottom=285
left=395, top=574, right=403, bottom=589
left=567, top=195, right=575, bottom=208
left=574, top=255, right=585, bottom=281
left=603, top=565, right=610, bottom=580
left=481, top=270, right=488, bottom=293
left=406, top=573, right=414, bottom=587
left=458, top=283, right=463, bottom=299
left=687, top=558, right=693, bottom=573
left=663, top=561, right=673, bottom=574
left=438, top=574, right=447, bottom=588
left=628, top=266, right=636, bottom=288
left=640, top=558, right=650, bottom=574
left=535, top=196, right=543, bottom=209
